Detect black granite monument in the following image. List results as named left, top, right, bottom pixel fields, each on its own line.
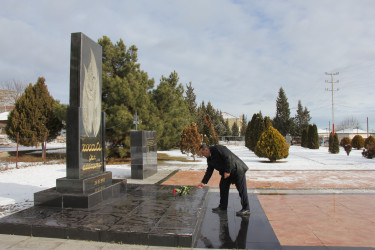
left=131, top=130, right=157, bottom=179
left=34, top=32, right=126, bottom=208
left=0, top=32, right=210, bottom=248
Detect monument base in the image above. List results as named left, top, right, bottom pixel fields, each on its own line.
left=1, top=184, right=209, bottom=248
left=34, top=179, right=126, bottom=209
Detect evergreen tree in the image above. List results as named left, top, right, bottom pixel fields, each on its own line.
left=180, top=122, right=201, bottom=160
left=273, top=87, right=291, bottom=136
left=240, top=114, right=247, bottom=137
left=264, top=116, right=273, bottom=129
left=53, top=100, right=68, bottom=130
left=301, top=127, right=308, bottom=148
left=6, top=77, right=63, bottom=154
left=195, top=101, right=226, bottom=137
left=254, top=126, right=289, bottom=162
left=245, top=112, right=265, bottom=151
left=329, top=132, right=339, bottom=154
left=185, top=82, right=197, bottom=119
left=152, top=71, right=191, bottom=150
left=202, top=114, right=218, bottom=145
left=231, top=122, right=239, bottom=136
left=196, top=101, right=206, bottom=135
left=307, top=124, right=319, bottom=149
left=224, top=120, right=231, bottom=136
left=99, top=36, right=159, bottom=158
left=294, top=100, right=311, bottom=136
left=244, top=121, right=250, bottom=148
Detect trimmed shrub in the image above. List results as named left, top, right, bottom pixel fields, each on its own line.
left=362, top=143, right=375, bottom=159
left=344, top=144, right=352, bottom=156
left=340, top=137, right=351, bottom=148
left=254, top=126, right=289, bottom=162
left=329, top=132, right=339, bottom=154
left=352, top=135, right=364, bottom=150
left=364, top=135, right=375, bottom=149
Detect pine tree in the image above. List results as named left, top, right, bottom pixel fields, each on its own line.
left=6, top=77, right=63, bottom=153
left=301, top=127, right=308, bottom=148
left=245, top=112, right=265, bottom=151
left=273, top=87, right=291, bottom=136
left=152, top=71, right=191, bottom=150
left=294, top=100, right=311, bottom=136
left=98, top=36, right=159, bottom=158
left=240, top=114, right=247, bottom=137
left=329, top=132, right=339, bottom=154
left=307, top=124, right=319, bottom=149
left=231, top=122, right=239, bottom=136
left=254, top=126, right=289, bottom=162
left=202, top=115, right=218, bottom=145
left=180, top=123, right=201, bottom=160
left=264, top=116, right=273, bottom=129
left=185, top=82, right=197, bottom=119
left=224, top=120, right=231, bottom=136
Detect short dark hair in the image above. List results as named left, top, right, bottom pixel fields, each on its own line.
left=199, top=144, right=209, bottom=150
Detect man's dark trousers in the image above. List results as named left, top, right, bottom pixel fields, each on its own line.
left=219, top=174, right=250, bottom=210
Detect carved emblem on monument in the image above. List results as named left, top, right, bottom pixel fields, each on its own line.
left=82, top=49, right=101, bottom=137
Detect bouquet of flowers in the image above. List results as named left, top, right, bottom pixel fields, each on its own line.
left=173, top=186, right=193, bottom=196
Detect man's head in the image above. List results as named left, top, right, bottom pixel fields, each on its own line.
left=199, top=144, right=210, bottom=158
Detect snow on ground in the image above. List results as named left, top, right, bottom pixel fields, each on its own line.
left=0, top=145, right=374, bottom=217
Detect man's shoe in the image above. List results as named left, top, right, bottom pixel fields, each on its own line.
left=212, top=206, right=227, bottom=212
left=236, top=209, right=251, bottom=217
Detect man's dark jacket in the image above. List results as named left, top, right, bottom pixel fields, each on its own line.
left=201, top=145, right=248, bottom=184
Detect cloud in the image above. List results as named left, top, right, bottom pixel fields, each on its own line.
left=1, top=0, right=375, bottom=129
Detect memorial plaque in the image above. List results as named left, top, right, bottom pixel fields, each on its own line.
left=131, top=130, right=157, bottom=179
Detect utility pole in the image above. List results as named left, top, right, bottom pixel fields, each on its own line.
left=325, top=72, right=339, bottom=134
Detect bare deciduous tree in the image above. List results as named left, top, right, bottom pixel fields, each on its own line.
left=336, top=117, right=361, bottom=131
left=1, top=79, right=27, bottom=104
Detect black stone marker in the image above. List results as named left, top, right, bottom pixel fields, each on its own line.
left=130, top=130, right=157, bottom=179
left=34, top=32, right=126, bottom=208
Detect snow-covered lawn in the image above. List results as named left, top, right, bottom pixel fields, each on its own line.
left=0, top=145, right=373, bottom=217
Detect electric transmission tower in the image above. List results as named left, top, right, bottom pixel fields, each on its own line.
left=325, top=72, right=339, bottom=134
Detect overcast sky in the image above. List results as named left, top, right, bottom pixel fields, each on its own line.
left=1, top=0, right=375, bottom=130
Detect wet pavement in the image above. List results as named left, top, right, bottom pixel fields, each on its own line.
left=0, top=184, right=209, bottom=248
left=196, top=192, right=281, bottom=249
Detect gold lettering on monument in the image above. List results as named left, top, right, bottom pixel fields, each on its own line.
left=82, top=162, right=102, bottom=171
left=89, top=154, right=96, bottom=162
left=94, top=178, right=105, bottom=186
left=82, top=142, right=102, bottom=152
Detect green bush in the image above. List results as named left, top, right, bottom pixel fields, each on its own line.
left=340, top=137, right=351, bottom=148
left=364, top=135, right=375, bottom=149
left=254, top=126, right=289, bottom=162
left=329, top=132, right=339, bottom=154
left=351, top=135, right=364, bottom=150
left=362, top=143, right=375, bottom=159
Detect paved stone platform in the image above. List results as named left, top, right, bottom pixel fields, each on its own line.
left=0, top=184, right=209, bottom=248
left=196, top=191, right=281, bottom=249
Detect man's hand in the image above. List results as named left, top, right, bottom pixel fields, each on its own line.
left=196, top=182, right=204, bottom=189
left=224, top=172, right=230, bottom=179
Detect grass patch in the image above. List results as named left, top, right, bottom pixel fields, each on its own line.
left=0, top=151, right=197, bottom=166
left=157, top=153, right=197, bottom=163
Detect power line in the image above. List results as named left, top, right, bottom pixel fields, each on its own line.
left=325, top=72, right=339, bottom=134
